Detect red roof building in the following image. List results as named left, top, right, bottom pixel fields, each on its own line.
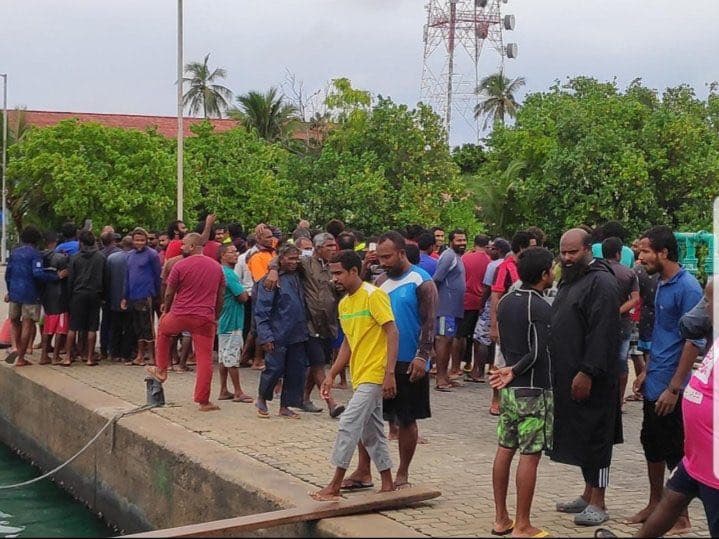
left=7, top=109, right=238, bottom=138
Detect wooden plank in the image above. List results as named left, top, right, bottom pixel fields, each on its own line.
left=122, top=485, right=441, bottom=538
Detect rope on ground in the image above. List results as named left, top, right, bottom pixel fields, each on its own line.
left=0, top=403, right=157, bottom=490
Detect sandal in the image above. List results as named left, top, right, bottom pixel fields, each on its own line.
left=435, top=384, right=453, bottom=392
left=490, top=520, right=514, bottom=536
left=574, top=504, right=609, bottom=526
left=556, top=497, right=589, bottom=513
left=232, top=394, right=254, bottom=403
left=340, top=479, right=374, bottom=491
left=279, top=409, right=301, bottom=419
left=255, top=400, right=270, bottom=418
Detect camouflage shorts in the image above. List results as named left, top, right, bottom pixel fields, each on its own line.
left=497, top=387, right=554, bottom=455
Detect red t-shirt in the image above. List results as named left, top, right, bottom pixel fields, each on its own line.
left=165, top=239, right=183, bottom=260
left=202, top=240, right=221, bottom=261
left=167, top=254, right=224, bottom=322
left=462, top=250, right=490, bottom=310
left=491, top=255, right=519, bottom=295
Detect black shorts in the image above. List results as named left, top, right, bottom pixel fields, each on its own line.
left=306, top=336, right=332, bottom=367
left=69, top=292, right=102, bottom=332
left=383, top=364, right=431, bottom=427
left=667, top=460, right=719, bottom=537
left=457, top=310, right=479, bottom=338
left=130, top=298, right=154, bottom=342
left=640, top=398, right=684, bottom=469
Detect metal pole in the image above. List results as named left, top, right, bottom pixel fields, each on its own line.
left=1, top=73, right=7, bottom=265
left=176, top=0, right=184, bottom=220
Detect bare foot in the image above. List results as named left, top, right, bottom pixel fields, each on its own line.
left=14, top=359, right=33, bottom=367
left=309, top=489, right=343, bottom=502
left=512, top=524, right=544, bottom=537
left=624, top=505, right=657, bottom=524
left=665, top=516, right=691, bottom=536
left=198, top=403, right=220, bottom=412
left=60, top=358, right=72, bottom=367
left=145, top=366, right=168, bottom=383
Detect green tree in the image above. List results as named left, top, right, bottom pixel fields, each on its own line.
left=474, top=70, right=525, bottom=130
left=230, top=87, right=299, bottom=143
left=185, top=122, right=301, bottom=230
left=182, top=53, right=233, bottom=118
left=7, top=120, right=179, bottom=231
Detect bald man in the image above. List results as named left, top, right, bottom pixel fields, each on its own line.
left=550, top=228, right=623, bottom=527
left=147, top=233, right=225, bottom=412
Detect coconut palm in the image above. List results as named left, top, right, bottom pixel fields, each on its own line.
left=182, top=53, right=233, bottom=119
left=230, top=87, right=299, bottom=142
left=474, top=70, right=525, bottom=130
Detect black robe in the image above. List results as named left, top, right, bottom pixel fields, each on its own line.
left=548, top=259, right=623, bottom=469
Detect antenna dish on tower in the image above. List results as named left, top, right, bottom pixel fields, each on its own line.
left=503, top=14, right=515, bottom=30
left=506, top=43, right=518, bottom=58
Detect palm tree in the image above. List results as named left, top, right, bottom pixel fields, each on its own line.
left=474, top=159, right=526, bottom=236
left=474, top=70, right=525, bottom=130
left=182, top=53, right=233, bottom=118
left=230, top=87, right=299, bottom=142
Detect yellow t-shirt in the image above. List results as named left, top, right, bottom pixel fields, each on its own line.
left=339, top=282, right=395, bottom=389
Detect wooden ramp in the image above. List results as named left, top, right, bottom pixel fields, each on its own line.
left=122, top=485, right=440, bottom=538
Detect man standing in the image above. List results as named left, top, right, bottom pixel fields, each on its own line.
left=339, top=232, right=437, bottom=491
left=433, top=229, right=467, bottom=391
left=311, top=250, right=398, bottom=501
left=489, top=247, right=555, bottom=537
left=431, top=226, right=445, bottom=259
left=106, top=236, right=134, bottom=364
left=122, top=228, right=162, bottom=367
left=39, top=231, right=71, bottom=365
left=457, top=234, right=490, bottom=376
left=488, top=231, right=532, bottom=415
left=247, top=224, right=277, bottom=283
left=471, top=238, right=510, bottom=383
left=551, top=228, right=622, bottom=527
left=146, top=233, right=225, bottom=412
left=254, top=244, right=309, bottom=419
left=266, top=232, right=346, bottom=417
left=417, top=232, right=438, bottom=277
left=216, top=243, right=252, bottom=403
left=626, top=226, right=703, bottom=533
left=64, top=230, right=107, bottom=367
left=602, top=237, right=640, bottom=408
left=5, top=226, right=67, bottom=367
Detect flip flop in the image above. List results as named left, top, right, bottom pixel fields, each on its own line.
left=532, top=531, right=551, bottom=538
left=86, top=362, right=99, bottom=367
left=435, top=384, right=453, bottom=392
left=594, top=530, right=618, bottom=539
left=394, top=481, right=412, bottom=490
left=340, top=479, right=374, bottom=491
left=232, top=394, right=254, bottom=403
left=309, top=491, right=343, bottom=502
left=279, top=410, right=301, bottom=419
left=465, top=375, right=485, bottom=383
left=491, top=520, right=514, bottom=536
left=255, top=400, right=270, bottom=418
left=218, top=394, right=233, bottom=401
left=4, top=351, right=18, bottom=364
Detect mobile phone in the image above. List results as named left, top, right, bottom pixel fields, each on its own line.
left=369, top=242, right=377, bottom=251
left=82, top=219, right=93, bottom=231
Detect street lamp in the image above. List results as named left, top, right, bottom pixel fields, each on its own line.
left=176, top=0, right=184, bottom=220
left=1, top=73, right=7, bottom=265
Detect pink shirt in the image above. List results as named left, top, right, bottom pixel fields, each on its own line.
left=167, top=254, right=224, bottom=323
left=462, top=250, right=490, bottom=311
left=682, top=341, right=719, bottom=488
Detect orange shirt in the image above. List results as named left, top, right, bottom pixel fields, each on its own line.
left=247, top=249, right=274, bottom=282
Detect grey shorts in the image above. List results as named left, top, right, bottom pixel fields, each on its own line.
left=9, top=302, right=41, bottom=322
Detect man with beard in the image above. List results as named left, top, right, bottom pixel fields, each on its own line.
left=551, top=228, right=622, bottom=527
left=164, top=214, right=215, bottom=261
left=625, top=226, right=703, bottom=533
left=340, top=231, right=437, bottom=491
left=433, top=229, right=467, bottom=391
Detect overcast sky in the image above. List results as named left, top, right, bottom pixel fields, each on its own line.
left=2, top=0, right=718, bottom=145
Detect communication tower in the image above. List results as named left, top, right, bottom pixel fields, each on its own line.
left=421, top=0, right=517, bottom=141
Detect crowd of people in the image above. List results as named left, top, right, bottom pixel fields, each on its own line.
left=3, top=215, right=717, bottom=537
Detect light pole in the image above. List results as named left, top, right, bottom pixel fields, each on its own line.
left=176, top=0, right=184, bottom=220
left=1, top=73, right=7, bottom=265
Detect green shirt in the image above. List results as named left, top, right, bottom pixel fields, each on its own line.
left=218, top=265, right=246, bottom=334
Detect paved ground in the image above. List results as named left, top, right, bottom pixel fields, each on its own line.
left=8, top=352, right=709, bottom=538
